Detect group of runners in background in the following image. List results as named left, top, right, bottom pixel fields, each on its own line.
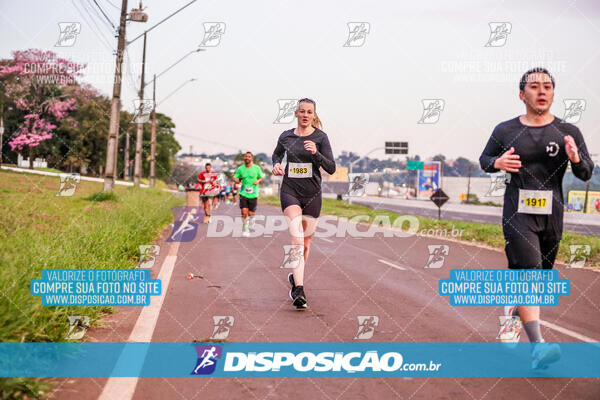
left=186, top=67, right=593, bottom=370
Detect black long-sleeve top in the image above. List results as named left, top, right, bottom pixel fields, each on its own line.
left=272, top=128, right=336, bottom=197
left=479, top=116, right=594, bottom=236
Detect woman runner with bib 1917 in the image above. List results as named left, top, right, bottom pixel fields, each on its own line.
left=272, top=98, right=336, bottom=309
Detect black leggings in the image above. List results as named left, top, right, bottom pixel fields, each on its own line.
left=280, top=191, right=322, bottom=218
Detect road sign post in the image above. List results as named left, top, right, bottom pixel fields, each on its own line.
left=430, top=188, right=449, bottom=220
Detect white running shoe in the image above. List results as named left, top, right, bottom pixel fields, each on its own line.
left=242, top=225, right=250, bottom=237
left=504, top=305, right=518, bottom=317
left=497, top=306, right=521, bottom=348
left=249, top=216, right=255, bottom=229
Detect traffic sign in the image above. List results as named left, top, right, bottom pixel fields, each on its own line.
left=430, top=188, right=449, bottom=219
left=407, top=160, right=424, bottom=170
left=385, top=141, right=408, bottom=155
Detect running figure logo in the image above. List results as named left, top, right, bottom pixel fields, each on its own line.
left=66, top=316, right=89, bottom=340
left=191, top=345, right=222, bottom=375
left=343, top=22, right=370, bottom=47
left=210, top=316, right=234, bottom=340
left=132, top=99, right=154, bottom=123
left=562, top=99, right=586, bottom=124
left=55, top=22, right=81, bottom=47
left=567, top=244, right=591, bottom=269
left=57, top=173, right=81, bottom=196
left=348, top=173, right=369, bottom=197
left=485, top=172, right=508, bottom=197
left=281, top=245, right=304, bottom=269
left=199, top=22, right=226, bottom=47
left=273, top=99, right=299, bottom=124
left=418, top=99, right=445, bottom=124
left=137, top=245, right=160, bottom=269
left=168, top=207, right=203, bottom=242
left=497, top=316, right=521, bottom=343
left=484, top=22, right=512, bottom=47
left=425, top=245, right=449, bottom=269
left=354, top=316, right=379, bottom=339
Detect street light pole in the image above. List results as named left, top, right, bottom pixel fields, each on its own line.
left=103, top=0, right=129, bottom=192
left=146, top=49, right=203, bottom=187
left=150, top=74, right=157, bottom=186
left=583, top=153, right=598, bottom=213
left=157, top=78, right=196, bottom=106
left=0, top=103, right=4, bottom=167
left=133, top=32, right=147, bottom=186
left=144, top=48, right=203, bottom=90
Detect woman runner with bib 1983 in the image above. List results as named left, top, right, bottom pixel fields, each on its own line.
left=272, top=98, right=336, bottom=309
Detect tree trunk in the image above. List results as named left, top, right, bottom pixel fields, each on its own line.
left=28, top=147, right=33, bottom=169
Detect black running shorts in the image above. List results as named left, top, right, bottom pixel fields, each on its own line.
left=239, top=196, right=257, bottom=212
left=280, top=190, right=322, bottom=218
left=503, top=215, right=561, bottom=269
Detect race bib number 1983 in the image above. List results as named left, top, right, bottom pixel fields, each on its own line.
left=288, top=163, right=312, bottom=178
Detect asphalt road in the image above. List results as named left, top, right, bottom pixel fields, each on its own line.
left=346, top=196, right=600, bottom=236
left=53, top=202, right=600, bottom=400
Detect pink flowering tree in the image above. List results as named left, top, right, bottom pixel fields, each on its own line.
left=0, top=49, right=84, bottom=168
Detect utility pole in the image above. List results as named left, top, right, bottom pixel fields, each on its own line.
left=0, top=103, right=4, bottom=167
left=583, top=153, right=598, bottom=213
left=466, top=164, right=472, bottom=204
left=150, top=74, right=157, bottom=186
left=133, top=32, right=147, bottom=186
left=123, top=127, right=130, bottom=180
left=123, top=128, right=130, bottom=180
left=103, top=0, right=128, bottom=192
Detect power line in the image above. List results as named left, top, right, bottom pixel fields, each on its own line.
left=127, top=0, right=198, bottom=45
left=123, top=48, right=142, bottom=99
left=91, top=0, right=116, bottom=30
left=101, top=0, right=121, bottom=10
left=71, top=0, right=114, bottom=53
left=174, top=132, right=242, bottom=151
left=80, top=0, right=114, bottom=37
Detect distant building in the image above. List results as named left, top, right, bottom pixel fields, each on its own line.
left=323, top=166, right=348, bottom=182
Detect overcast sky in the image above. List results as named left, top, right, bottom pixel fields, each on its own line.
left=1, top=0, right=599, bottom=162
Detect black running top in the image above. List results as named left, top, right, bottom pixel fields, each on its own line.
left=272, top=128, right=336, bottom=197
left=479, top=116, right=593, bottom=234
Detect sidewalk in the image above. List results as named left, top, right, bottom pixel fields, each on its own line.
left=1, top=165, right=150, bottom=188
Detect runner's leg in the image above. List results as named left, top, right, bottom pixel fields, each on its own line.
left=284, top=205, right=305, bottom=285
left=301, top=216, right=318, bottom=269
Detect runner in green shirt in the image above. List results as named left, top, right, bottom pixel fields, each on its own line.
left=233, top=152, right=264, bottom=237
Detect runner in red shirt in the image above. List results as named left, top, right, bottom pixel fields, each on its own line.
left=197, top=163, right=220, bottom=223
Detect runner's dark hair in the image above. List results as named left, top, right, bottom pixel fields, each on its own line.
left=519, top=67, right=555, bottom=91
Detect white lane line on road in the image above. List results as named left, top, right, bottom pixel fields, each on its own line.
left=98, top=242, right=180, bottom=400
left=540, top=320, right=599, bottom=344
left=319, top=237, right=334, bottom=243
left=377, top=259, right=407, bottom=271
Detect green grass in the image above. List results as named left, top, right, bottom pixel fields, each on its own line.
left=83, top=191, right=118, bottom=202
left=261, top=195, right=599, bottom=267
left=0, top=169, right=184, bottom=398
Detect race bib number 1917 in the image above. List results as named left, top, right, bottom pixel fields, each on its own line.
left=517, top=189, right=552, bottom=215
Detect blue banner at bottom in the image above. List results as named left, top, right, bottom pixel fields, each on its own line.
left=1, top=342, right=599, bottom=378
